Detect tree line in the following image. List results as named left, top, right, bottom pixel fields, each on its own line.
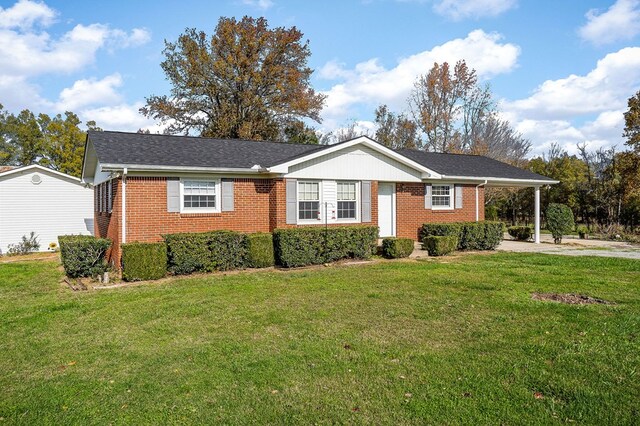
left=1, top=15, right=638, bottom=233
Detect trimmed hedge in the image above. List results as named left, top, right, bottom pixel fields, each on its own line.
left=121, top=242, right=167, bottom=281
left=245, top=233, right=274, bottom=268
left=420, top=221, right=504, bottom=251
left=163, top=231, right=247, bottom=275
left=423, top=235, right=458, bottom=256
left=381, top=237, right=414, bottom=259
left=507, top=225, right=533, bottom=241
left=273, top=226, right=378, bottom=267
left=59, top=235, right=111, bottom=278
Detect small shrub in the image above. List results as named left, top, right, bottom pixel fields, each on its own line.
left=485, top=204, right=499, bottom=221
left=546, top=203, right=575, bottom=244
left=420, top=221, right=504, bottom=251
left=164, top=230, right=247, bottom=275
left=423, top=235, right=458, bottom=256
left=121, top=242, right=167, bottom=281
left=508, top=225, right=533, bottom=241
left=7, top=232, right=40, bottom=255
left=59, top=235, right=111, bottom=278
left=273, top=226, right=378, bottom=267
left=245, top=233, right=274, bottom=268
left=577, top=225, right=589, bottom=239
left=381, top=237, right=414, bottom=259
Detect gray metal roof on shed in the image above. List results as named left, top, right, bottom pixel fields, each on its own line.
left=87, top=131, right=555, bottom=182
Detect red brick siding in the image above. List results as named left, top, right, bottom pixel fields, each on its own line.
left=125, top=177, right=273, bottom=243
left=94, top=179, right=121, bottom=263
left=396, top=183, right=485, bottom=240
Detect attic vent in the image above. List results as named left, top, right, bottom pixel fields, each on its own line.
left=31, top=174, right=42, bottom=185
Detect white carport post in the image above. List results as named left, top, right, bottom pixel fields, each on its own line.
left=534, top=185, right=541, bottom=244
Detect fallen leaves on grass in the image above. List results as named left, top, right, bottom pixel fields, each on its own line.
left=532, top=293, right=613, bottom=305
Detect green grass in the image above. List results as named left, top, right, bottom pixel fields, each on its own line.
left=1, top=254, right=639, bottom=425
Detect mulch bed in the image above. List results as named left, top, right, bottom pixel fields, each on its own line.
left=532, top=292, right=613, bottom=305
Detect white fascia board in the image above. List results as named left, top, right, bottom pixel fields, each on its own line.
left=100, top=163, right=272, bottom=174
left=440, top=174, right=559, bottom=187
left=80, top=137, right=94, bottom=183
left=0, top=164, right=82, bottom=183
left=268, top=136, right=442, bottom=179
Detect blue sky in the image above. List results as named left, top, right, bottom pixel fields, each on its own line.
left=1, top=0, right=639, bottom=156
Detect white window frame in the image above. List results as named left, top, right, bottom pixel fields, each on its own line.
left=431, top=184, right=454, bottom=210
left=336, top=180, right=360, bottom=223
left=180, top=178, right=221, bottom=213
left=297, top=180, right=322, bottom=223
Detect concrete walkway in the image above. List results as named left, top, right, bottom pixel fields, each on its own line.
left=497, top=234, right=640, bottom=260
left=409, top=233, right=640, bottom=260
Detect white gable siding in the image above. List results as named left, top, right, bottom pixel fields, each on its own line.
left=285, top=145, right=423, bottom=182
left=93, top=161, right=112, bottom=185
left=0, top=169, right=94, bottom=253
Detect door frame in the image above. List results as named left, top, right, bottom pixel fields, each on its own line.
left=377, top=182, right=396, bottom=237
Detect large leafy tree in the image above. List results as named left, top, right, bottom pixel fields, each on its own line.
left=374, top=104, right=420, bottom=149
left=624, top=90, right=640, bottom=151
left=142, top=16, right=326, bottom=140
left=0, top=107, right=96, bottom=177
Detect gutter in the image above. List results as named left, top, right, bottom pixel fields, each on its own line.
left=121, top=168, right=127, bottom=245
left=475, top=180, right=487, bottom=222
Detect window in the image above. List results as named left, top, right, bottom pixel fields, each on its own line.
left=298, top=181, right=320, bottom=220
left=337, top=182, right=357, bottom=219
left=182, top=180, right=218, bottom=212
left=432, top=184, right=453, bottom=209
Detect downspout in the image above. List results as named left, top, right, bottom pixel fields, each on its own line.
left=475, top=180, right=487, bottom=222
left=121, top=168, right=127, bottom=245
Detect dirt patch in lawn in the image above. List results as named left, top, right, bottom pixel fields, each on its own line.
left=532, top=293, right=613, bottom=305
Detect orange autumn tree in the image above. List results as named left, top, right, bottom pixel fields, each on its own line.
left=142, top=16, right=326, bottom=141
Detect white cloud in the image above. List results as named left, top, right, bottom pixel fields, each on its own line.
left=578, top=0, right=640, bottom=46
left=56, top=74, right=123, bottom=111
left=240, top=0, right=274, bottom=10
left=504, top=47, right=640, bottom=120
left=503, top=47, right=639, bottom=156
left=0, top=23, right=151, bottom=77
left=0, top=0, right=56, bottom=29
left=80, top=102, right=163, bottom=132
left=433, top=0, right=516, bottom=20
left=319, top=29, right=520, bottom=126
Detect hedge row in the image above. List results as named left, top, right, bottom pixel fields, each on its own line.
left=163, top=231, right=248, bottom=275
left=423, top=235, right=458, bottom=256
left=420, top=221, right=504, bottom=251
left=507, top=225, right=532, bottom=241
left=273, top=226, right=378, bottom=267
left=381, top=237, right=414, bottom=259
left=59, top=235, right=111, bottom=278
left=121, top=242, right=167, bottom=281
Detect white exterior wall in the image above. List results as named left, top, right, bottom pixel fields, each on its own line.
left=0, top=169, right=94, bottom=253
left=286, top=145, right=423, bottom=182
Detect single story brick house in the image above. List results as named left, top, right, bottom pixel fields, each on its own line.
left=81, top=131, right=557, bottom=262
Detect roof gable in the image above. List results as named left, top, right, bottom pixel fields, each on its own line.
left=0, top=164, right=83, bottom=185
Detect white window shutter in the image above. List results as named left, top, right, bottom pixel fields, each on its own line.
left=167, top=178, right=180, bottom=212
left=361, top=181, right=371, bottom=222
left=455, top=184, right=463, bottom=209
left=221, top=179, right=234, bottom=211
left=425, top=183, right=432, bottom=209
left=286, top=179, right=297, bottom=224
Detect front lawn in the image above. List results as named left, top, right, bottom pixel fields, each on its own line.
left=1, top=254, right=638, bottom=424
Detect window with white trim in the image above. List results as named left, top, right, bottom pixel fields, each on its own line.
left=337, top=181, right=357, bottom=219
left=431, top=184, right=453, bottom=209
left=182, top=179, right=219, bottom=212
left=298, top=181, right=320, bottom=220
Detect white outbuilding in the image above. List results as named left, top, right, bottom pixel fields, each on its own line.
left=0, top=165, right=94, bottom=254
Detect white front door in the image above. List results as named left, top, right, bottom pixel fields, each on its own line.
left=378, top=182, right=396, bottom=237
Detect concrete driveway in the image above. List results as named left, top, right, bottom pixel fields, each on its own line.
left=497, top=234, right=640, bottom=260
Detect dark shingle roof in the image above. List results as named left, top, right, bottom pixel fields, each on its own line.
left=89, top=131, right=326, bottom=169
left=397, top=149, right=555, bottom=182
left=88, top=131, right=554, bottom=182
